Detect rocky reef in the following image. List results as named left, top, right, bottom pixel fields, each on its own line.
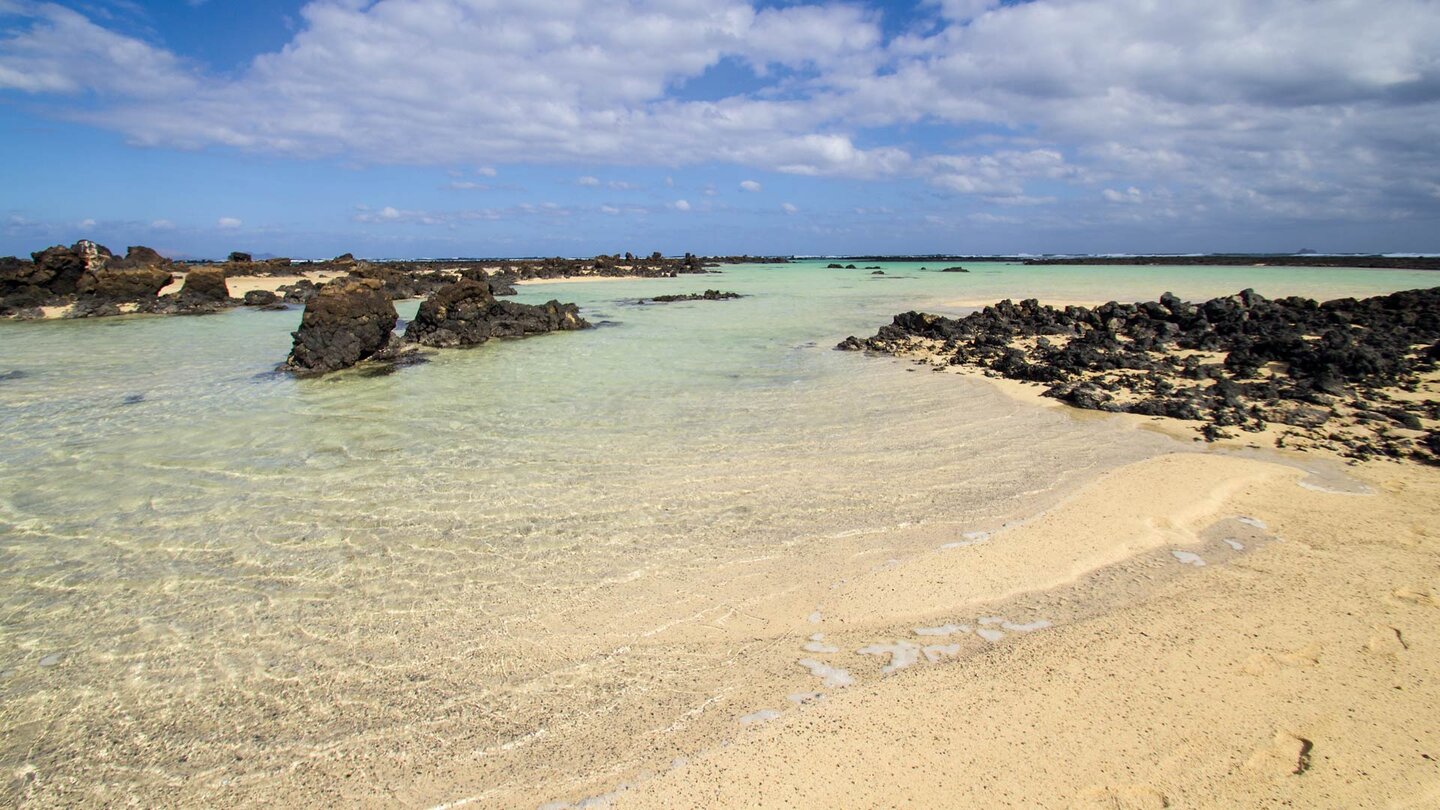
left=642, top=290, right=741, bottom=303
left=840, top=288, right=1440, bottom=464
left=403, top=278, right=589, bottom=348
left=0, top=241, right=255, bottom=318
left=284, top=277, right=590, bottom=374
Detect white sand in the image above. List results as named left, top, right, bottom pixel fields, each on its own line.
left=614, top=451, right=1440, bottom=808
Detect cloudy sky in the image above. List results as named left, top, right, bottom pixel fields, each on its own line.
left=1, top=0, right=1438, bottom=258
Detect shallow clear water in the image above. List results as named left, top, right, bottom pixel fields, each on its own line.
left=0, top=261, right=1434, bottom=805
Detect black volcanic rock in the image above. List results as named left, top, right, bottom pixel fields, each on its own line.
left=243, top=289, right=278, bottom=306
left=844, top=287, right=1440, bottom=464
left=285, top=277, right=398, bottom=373
left=228, top=251, right=253, bottom=263
left=403, top=279, right=589, bottom=348
left=941, top=266, right=970, bottom=273
left=179, top=267, right=229, bottom=302
left=75, top=266, right=172, bottom=301
left=278, top=279, right=319, bottom=304
left=29, top=245, right=88, bottom=295
left=644, top=290, right=741, bottom=303
left=160, top=266, right=234, bottom=314
left=109, top=245, right=169, bottom=269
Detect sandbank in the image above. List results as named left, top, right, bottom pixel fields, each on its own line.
left=158, top=269, right=348, bottom=297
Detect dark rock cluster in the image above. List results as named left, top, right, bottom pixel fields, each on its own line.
left=284, top=277, right=590, bottom=374
left=1, top=241, right=180, bottom=318
left=643, top=290, right=742, bottom=303
left=284, top=278, right=400, bottom=374
left=840, top=288, right=1440, bottom=464
left=403, top=279, right=588, bottom=348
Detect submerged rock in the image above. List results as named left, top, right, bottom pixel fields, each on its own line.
left=644, top=290, right=741, bottom=303
left=403, top=279, right=589, bottom=348
left=285, top=278, right=398, bottom=373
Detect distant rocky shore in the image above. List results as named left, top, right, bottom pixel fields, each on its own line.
left=840, top=288, right=1440, bottom=464
left=0, top=241, right=784, bottom=321
left=1019, top=255, right=1440, bottom=270
left=2, top=240, right=762, bottom=376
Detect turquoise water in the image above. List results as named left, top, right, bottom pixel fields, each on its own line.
left=1, top=261, right=1434, bottom=806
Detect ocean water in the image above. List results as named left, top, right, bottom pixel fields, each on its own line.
left=1, top=261, right=1434, bottom=806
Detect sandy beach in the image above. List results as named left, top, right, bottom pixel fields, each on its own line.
left=610, top=427, right=1440, bottom=808
left=157, top=270, right=349, bottom=298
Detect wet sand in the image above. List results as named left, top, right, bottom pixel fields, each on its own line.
left=611, top=446, right=1440, bottom=809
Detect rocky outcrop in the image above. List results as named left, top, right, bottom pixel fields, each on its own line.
left=228, top=251, right=253, bottom=263
left=277, top=279, right=320, bottom=303
left=403, top=279, right=589, bottom=348
left=644, top=290, right=742, bottom=303
left=842, top=288, right=1440, bottom=464
left=285, top=278, right=398, bottom=373
left=148, top=266, right=236, bottom=314
left=75, top=266, right=172, bottom=300
left=243, top=289, right=279, bottom=306
left=109, top=246, right=170, bottom=270
left=940, top=266, right=969, bottom=273
left=29, top=244, right=89, bottom=295
left=177, top=267, right=229, bottom=303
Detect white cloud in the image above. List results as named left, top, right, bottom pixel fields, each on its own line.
left=150, top=219, right=175, bottom=230
left=781, top=202, right=798, bottom=214
left=78, top=218, right=95, bottom=229
left=216, top=217, right=242, bottom=229
left=577, top=176, right=600, bottom=186
left=739, top=179, right=762, bottom=192
left=1103, top=187, right=1146, bottom=204
left=672, top=199, right=691, bottom=212
left=1, top=0, right=1438, bottom=229
left=600, top=205, right=621, bottom=215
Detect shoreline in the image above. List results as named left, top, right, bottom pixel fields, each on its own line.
left=415, top=359, right=1439, bottom=808
left=602, top=443, right=1440, bottom=808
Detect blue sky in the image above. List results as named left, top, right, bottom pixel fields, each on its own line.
left=2, top=0, right=1438, bottom=259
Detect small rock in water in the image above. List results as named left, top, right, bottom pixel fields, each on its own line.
left=121, top=393, right=145, bottom=405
